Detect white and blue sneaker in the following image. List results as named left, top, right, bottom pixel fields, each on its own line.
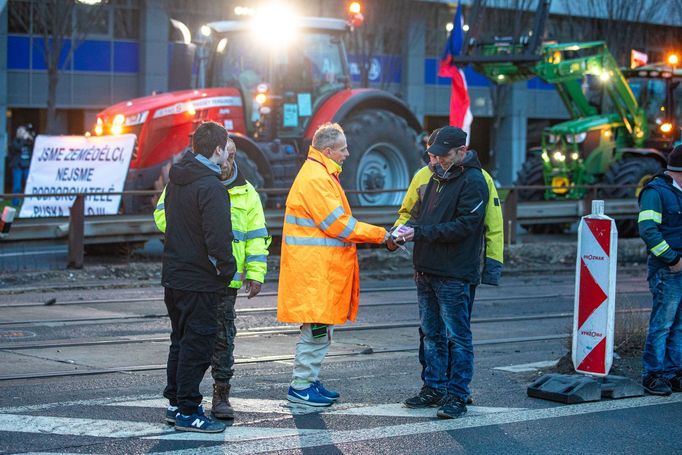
left=165, top=404, right=204, bottom=424
left=174, top=406, right=225, bottom=433
left=314, top=380, right=340, bottom=401
left=287, top=384, right=334, bottom=407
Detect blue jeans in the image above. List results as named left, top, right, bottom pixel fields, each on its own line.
left=416, top=272, right=473, bottom=400
left=642, top=267, right=682, bottom=378
left=11, top=167, right=29, bottom=206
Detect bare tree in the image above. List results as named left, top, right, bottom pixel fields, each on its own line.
left=558, top=0, right=667, bottom=65
left=9, top=0, right=108, bottom=133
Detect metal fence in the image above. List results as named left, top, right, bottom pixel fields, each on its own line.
left=1, top=185, right=640, bottom=268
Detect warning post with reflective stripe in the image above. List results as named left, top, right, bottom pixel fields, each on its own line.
left=528, top=201, right=643, bottom=404
left=572, top=199, right=617, bottom=376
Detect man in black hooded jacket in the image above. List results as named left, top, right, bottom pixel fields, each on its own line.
left=161, top=121, right=236, bottom=433
left=401, top=126, right=488, bottom=420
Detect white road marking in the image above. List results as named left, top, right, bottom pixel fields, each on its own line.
left=494, top=359, right=560, bottom=373
left=0, top=413, right=172, bottom=439
left=327, top=403, right=525, bottom=418
left=110, top=398, right=366, bottom=416
left=148, top=394, right=682, bottom=453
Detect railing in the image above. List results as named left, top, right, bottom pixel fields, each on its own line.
left=1, top=185, right=641, bottom=268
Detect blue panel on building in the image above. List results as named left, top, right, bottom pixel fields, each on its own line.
left=348, top=54, right=401, bottom=84
left=527, top=77, right=554, bottom=90
left=8, top=36, right=30, bottom=69
left=74, top=40, right=110, bottom=71
left=114, top=41, right=138, bottom=73
left=32, top=38, right=71, bottom=70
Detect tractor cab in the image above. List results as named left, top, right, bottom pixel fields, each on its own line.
left=205, top=17, right=351, bottom=142
left=623, top=63, right=682, bottom=149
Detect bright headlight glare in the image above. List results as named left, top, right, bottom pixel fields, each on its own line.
left=553, top=151, right=566, bottom=162
left=112, top=114, right=125, bottom=125
left=661, top=122, right=673, bottom=133
left=255, top=93, right=267, bottom=105
left=216, top=38, right=228, bottom=53
left=250, top=5, right=298, bottom=48
left=95, top=118, right=103, bottom=136
left=571, top=152, right=580, bottom=161
left=541, top=152, right=549, bottom=162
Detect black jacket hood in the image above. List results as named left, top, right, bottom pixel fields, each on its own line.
left=433, top=151, right=482, bottom=182
left=169, top=150, right=220, bottom=186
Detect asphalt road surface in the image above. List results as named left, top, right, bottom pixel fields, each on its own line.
left=1, top=270, right=680, bottom=454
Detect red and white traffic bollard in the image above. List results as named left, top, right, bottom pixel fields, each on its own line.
left=572, top=200, right=618, bottom=376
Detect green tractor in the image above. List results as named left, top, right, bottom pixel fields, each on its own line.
left=452, top=0, right=681, bottom=236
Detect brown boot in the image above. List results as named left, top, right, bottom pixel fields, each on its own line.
left=211, top=382, right=235, bottom=420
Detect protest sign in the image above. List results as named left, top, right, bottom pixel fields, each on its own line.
left=19, top=134, right=136, bottom=218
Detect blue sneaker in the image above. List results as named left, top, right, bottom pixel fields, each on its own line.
left=165, top=404, right=204, bottom=424
left=314, top=380, right=340, bottom=401
left=287, top=384, right=334, bottom=407
left=174, top=406, right=225, bottom=433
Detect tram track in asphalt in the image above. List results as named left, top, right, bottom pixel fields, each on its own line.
left=0, top=273, right=648, bottom=299
left=0, top=306, right=652, bottom=352
left=0, top=333, right=572, bottom=382
left=0, top=290, right=651, bottom=327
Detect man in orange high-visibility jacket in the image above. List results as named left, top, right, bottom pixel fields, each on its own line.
left=278, top=122, right=389, bottom=407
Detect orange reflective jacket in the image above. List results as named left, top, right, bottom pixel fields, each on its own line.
left=277, top=147, right=387, bottom=324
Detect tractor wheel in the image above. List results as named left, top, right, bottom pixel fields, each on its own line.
left=515, top=156, right=566, bottom=234
left=602, top=156, right=664, bottom=237
left=341, top=109, right=421, bottom=206
left=235, top=149, right=267, bottom=206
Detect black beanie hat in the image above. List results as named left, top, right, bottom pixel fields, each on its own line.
left=669, top=144, right=682, bottom=171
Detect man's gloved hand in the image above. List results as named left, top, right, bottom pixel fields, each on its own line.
left=244, top=279, right=262, bottom=299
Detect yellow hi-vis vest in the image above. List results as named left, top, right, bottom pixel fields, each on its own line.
left=155, top=179, right=270, bottom=289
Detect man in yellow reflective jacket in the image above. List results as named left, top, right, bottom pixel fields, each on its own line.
left=278, top=122, right=389, bottom=407
left=155, top=137, right=270, bottom=419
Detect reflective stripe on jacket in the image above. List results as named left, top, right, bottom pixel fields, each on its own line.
left=277, top=147, right=386, bottom=324
left=395, top=164, right=504, bottom=284
left=155, top=178, right=270, bottom=290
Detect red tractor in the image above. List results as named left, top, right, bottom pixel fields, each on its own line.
left=94, top=9, right=423, bottom=212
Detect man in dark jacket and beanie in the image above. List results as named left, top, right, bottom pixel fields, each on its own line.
left=400, top=126, right=488, bottom=419
left=638, top=144, right=682, bottom=396
left=161, top=121, right=236, bottom=433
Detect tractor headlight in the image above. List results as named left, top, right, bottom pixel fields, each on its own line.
left=570, top=152, right=580, bottom=161
left=552, top=150, right=566, bottom=162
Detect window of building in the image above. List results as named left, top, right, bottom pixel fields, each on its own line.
left=8, top=0, right=31, bottom=34
left=113, top=5, right=139, bottom=39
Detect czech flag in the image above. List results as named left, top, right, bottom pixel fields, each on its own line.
left=438, top=2, right=473, bottom=142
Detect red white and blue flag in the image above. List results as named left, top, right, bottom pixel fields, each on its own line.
left=438, top=2, right=473, bottom=143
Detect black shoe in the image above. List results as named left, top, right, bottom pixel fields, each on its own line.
left=404, top=386, right=446, bottom=408
left=437, top=395, right=467, bottom=419
left=669, top=373, right=682, bottom=393
left=643, top=375, right=672, bottom=396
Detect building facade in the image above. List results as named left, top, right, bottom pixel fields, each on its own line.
left=3, top=0, right=681, bottom=191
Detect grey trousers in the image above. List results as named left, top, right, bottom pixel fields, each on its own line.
left=291, top=323, right=335, bottom=387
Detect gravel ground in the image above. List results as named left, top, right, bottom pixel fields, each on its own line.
left=0, top=237, right=649, bottom=293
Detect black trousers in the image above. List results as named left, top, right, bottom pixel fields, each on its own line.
left=163, top=287, right=220, bottom=415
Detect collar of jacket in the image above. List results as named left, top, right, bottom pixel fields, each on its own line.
left=194, top=152, right=221, bottom=174
left=308, top=146, right=342, bottom=176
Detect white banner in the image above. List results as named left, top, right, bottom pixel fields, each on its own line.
left=19, top=134, right=136, bottom=218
